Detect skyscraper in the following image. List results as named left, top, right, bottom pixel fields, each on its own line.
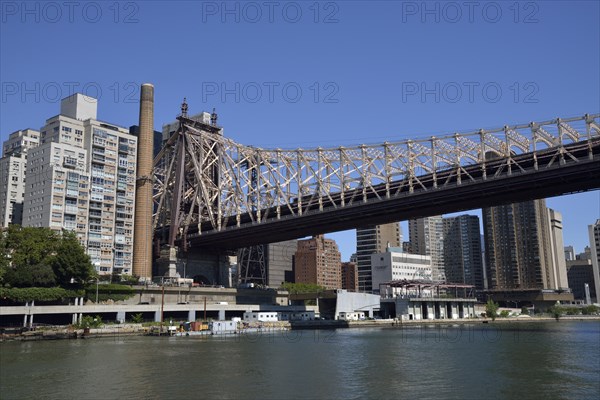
left=22, top=94, right=138, bottom=277
left=0, top=129, right=39, bottom=227
left=443, top=215, right=484, bottom=289
left=356, top=222, right=401, bottom=292
left=266, top=240, right=298, bottom=287
left=547, top=209, right=569, bottom=290
left=482, top=199, right=567, bottom=290
left=409, top=216, right=445, bottom=281
left=588, top=220, right=600, bottom=302
left=341, top=262, right=358, bottom=291
left=564, top=245, right=575, bottom=262
left=295, top=235, right=341, bottom=290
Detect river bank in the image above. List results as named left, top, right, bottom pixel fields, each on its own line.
left=2, top=315, right=599, bottom=341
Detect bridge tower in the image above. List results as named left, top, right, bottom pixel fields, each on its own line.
left=152, top=100, right=234, bottom=285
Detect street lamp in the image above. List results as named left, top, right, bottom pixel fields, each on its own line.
left=95, top=276, right=99, bottom=304
left=93, top=262, right=101, bottom=303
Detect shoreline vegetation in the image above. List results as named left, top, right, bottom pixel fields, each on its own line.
left=2, top=315, right=599, bottom=342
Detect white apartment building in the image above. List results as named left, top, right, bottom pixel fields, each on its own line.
left=371, top=249, right=432, bottom=294
left=547, top=209, right=569, bottom=290
left=356, top=223, right=401, bottom=292
left=23, top=94, right=137, bottom=276
left=588, top=220, right=600, bottom=303
left=0, top=129, right=40, bottom=227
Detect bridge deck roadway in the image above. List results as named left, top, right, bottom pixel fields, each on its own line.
left=184, top=140, right=600, bottom=249
left=184, top=139, right=600, bottom=249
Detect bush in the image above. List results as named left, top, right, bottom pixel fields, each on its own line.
left=563, top=307, right=580, bottom=315
left=119, top=275, right=140, bottom=285
left=77, top=315, right=103, bottom=329
left=131, top=313, right=144, bottom=323
left=581, top=305, right=599, bottom=315
left=548, top=304, right=563, bottom=320
left=485, top=299, right=499, bottom=321
left=0, top=287, right=83, bottom=303
left=85, top=283, right=135, bottom=303
left=499, top=310, right=510, bottom=318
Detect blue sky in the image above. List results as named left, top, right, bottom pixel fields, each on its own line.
left=1, top=0, right=599, bottom=259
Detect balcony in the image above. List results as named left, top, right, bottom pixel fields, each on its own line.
left=63, top=157, right=77, bottom=168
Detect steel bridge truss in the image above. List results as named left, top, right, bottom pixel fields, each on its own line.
left=152, top=113, right=600, bottom=249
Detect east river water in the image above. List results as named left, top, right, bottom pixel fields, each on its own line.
left=1, top=321, right=599, bottom=400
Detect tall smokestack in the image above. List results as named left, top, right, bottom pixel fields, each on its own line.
left=133, top=83, right=154, bottom=281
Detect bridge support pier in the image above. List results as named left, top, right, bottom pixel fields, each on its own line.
left=218, top=309, right=225, bottom=321
left=188, top=310, right=196, bottom=322
left=172, top=247, right=236, bottom=287
left=154, top=311, right=161, bottom=322
left=427, top=302, right=435, bottom=320
left=116, top=311, right=126, bottom=323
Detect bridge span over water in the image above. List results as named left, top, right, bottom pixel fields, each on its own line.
left=152, top=112, right=599, bottom=250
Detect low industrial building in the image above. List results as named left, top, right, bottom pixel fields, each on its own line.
left=278, top=311, right=316, bottom=321
left=210, top=320, right=237, bottom=334
left=371, top=250, right=433, bottom=292
left=379, top=280, right=477, bottom=320
left=482, top=288, right=574, bottom=310
left=242, top=311, right=316, bottom=322
left=243, top=312, right=279, bottom=322
left=338, top=311, right=365, bottom=321
left=288, top=289, right=381, bottom=320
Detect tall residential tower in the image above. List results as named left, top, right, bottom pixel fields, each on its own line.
left=295, top=235, right=341, bottom=290
left=443, top=215, right=484, bottom=289
left=23, top=94, right=137, bottom=276
left=483, top=199, right=568, bottom=291
left=588, top=220, right=600, bottom=303
left=0, top=129, right=39, bottom=227
left=409, top=216, right=445, bottom=281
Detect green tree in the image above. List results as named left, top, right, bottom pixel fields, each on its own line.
left=3, top=263, right=56, bottom=287
left=120, top=274, right=140, bottom=285
left=280, top=282, right=326, bottom=294
left=51, top=230, right=94, bottom=287
left=485, top=299, right=499, bottom=321
left=0, top=228, right=8, bottom=284
left=548, top=303, right=563, bottom=320
left=2, top=226, right=58, bottom=287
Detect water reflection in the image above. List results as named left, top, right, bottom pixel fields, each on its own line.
left=1, top=322, right=598, bottom=400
